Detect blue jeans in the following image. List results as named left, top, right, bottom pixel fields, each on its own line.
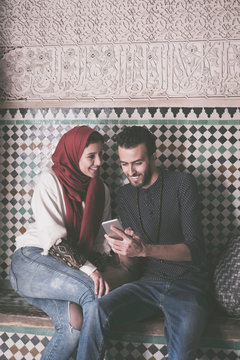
left=9, top=247, right=98, bottom=360
left=76, top=279, right=210, bottom=360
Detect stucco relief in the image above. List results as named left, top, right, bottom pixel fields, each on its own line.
left=1, top=0, right=240, bottom=45
left=0, top=0, right=240, bottom=104
left=1, top=42, right=240, bottom=102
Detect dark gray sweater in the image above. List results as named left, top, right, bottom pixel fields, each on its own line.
left=118, top=170, right=209, bottom=290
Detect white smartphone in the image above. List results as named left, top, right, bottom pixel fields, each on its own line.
left=102, top=218, right=123, bottom=238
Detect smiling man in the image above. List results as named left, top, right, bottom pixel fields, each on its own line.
left=76, top=126, right=210, bottom=360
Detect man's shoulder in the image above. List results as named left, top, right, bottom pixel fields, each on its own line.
left=163, top=169, right=197, bottom=191
left=164, top=169, right=194, bottom=181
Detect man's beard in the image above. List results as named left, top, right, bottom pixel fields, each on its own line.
left=128, top=164, right=153, bottom=188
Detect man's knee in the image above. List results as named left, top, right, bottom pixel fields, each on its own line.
left=82, top=299, right=112, bottom=334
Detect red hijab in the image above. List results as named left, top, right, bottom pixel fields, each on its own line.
left=52, top=126, right=105, bottom=254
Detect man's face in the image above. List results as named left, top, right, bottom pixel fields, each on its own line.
left=118, top=143, right=156, bottom=188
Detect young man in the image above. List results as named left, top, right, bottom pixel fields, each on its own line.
left=77, top=126, right=210, bottom=360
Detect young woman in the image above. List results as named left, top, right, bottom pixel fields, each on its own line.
left=9, top=126, right=132, bottom=360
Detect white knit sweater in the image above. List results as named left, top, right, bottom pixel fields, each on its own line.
left=15, top=170, right=112, bottom=275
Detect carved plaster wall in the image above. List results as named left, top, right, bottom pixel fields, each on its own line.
left=0, top=0, right=240, bottom=107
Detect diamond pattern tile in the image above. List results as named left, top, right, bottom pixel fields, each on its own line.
left=105, top=340, right=240, bottom=359
left=0, top=108, right=240, bottom=282
left=0, top=107, right=240, bottom=359
left=0, top=331, right=77, bottom=360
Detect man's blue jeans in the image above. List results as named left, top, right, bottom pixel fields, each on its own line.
left=77, top=279, right=210, bottom=360
left=9, top=247, right=98, bottom=360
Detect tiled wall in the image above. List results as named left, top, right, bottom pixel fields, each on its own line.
left=0, top=107, right=240, bottom=284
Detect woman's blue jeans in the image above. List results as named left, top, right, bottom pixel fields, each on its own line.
left=9, top=247, right=98, bottom=360
left=76, top=279, right=210, bottom=360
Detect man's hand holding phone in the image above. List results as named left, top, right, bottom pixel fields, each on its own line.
left=102, top=219, right=124, bottom=239
left=102, top=219, right=145, bottom=257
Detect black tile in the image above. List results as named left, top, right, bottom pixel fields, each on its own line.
left=159, top=107, right=169, bottom=117
left=205, top=107, right=214, bottom=117
left=182, top=107, right=192, bottom=117
left=148, top=107, right=157, bottom=117
left=192, top=107, right=203, bottom=118
left=216, top=107, right=225, bottom=118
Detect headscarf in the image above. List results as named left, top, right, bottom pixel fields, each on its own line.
left=52, top=126, right=105, bottom=254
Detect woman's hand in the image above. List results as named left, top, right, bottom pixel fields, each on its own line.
left=90, top=270, right=110, bottom=298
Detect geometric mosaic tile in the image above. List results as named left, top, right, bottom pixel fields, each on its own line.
left=105, top=340, right=240, bottom=359
left=1, top=332, right=239, bottom=360
left=0, top=108, right=240, bottom=281
left=0, top=107, right=240, bottom=360
left=0, top=107, right=240, bottom=122
left=0, top=331, right=50, bottom=360
left=0, top=331, right=76, bottom=360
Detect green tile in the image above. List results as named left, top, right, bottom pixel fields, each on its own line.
left=219, top=145, right=226, bottom=154
left=29, top=170, right=37, bottom=178
left=167, top=119, right=178, bottom=124
left=2, top=216, right=8, bottom=224
left=20, top=162, right=27, bottom=169
left=0, top=120, right=15, bottom=125
left=198, top=155, right=206, bottom=163
left=19, top=208, right=26, bottom=215
left=199, top=145, right=206, bottom=153
left=25, top=119, right=42, bottom=124
left=217, top=194, right=225, bottom=202
left=150, top=119, right=166, bottom=124
left=29, top=162, right=36, bottom=169
left=1, top=253, right=8, bottom=260
left=61, top=120, right=71, bottom=124
left=197, top=165, right=205, bottom=173
left=209, top=146, right=217, bottom=154
left=20, top=170, right=27, bottom=178
left=229, top=145, right=237, bottom=154
left=2, top=207, right=8, bottom=215
left=228, top=195, right=236, bottom=202
left=2, top=225, right=9, bottom=233
left=228, top=120, right=239, bottom=125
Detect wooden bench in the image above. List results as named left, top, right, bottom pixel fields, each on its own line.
left=1, top=288, right=240, bottom=359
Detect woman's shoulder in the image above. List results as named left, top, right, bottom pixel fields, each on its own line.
left=35, top=170, right=62, bottom=192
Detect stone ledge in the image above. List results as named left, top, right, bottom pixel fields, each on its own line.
left=1, top=288, right=240, bottom=347
left=109, top=312, right=240, bottom=342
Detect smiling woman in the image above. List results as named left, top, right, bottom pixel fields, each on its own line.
left=9, top=126, right=133, bottom=360
left=79, top=138, right=103, bottom=178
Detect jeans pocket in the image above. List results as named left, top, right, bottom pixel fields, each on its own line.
left=9, top=264, right=18, bottom=292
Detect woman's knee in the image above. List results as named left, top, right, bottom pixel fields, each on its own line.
left=69, top=302, right=83, bottom=330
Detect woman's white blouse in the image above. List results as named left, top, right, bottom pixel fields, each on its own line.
left=15, top=170, right=112, bottom=275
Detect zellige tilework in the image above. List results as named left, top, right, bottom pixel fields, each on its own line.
left=0, top=106, right=239, bottom=359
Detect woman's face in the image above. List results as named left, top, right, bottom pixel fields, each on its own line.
left=79, top=141, right=103, bottom=178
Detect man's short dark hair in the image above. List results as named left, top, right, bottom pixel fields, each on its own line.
left=116, top=126, right=157, bottom=157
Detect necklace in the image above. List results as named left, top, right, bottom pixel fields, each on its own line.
left=136, top=170, right=163, bottom=244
